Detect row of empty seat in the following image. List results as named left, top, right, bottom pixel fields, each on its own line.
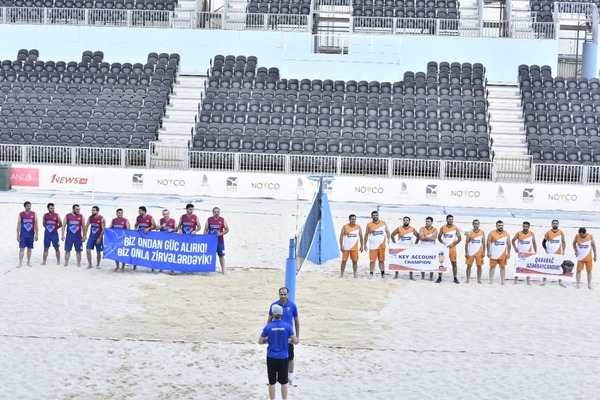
left=193, top=56, right=491, bottom=161
left=0, top=50, right=178, bottom=149
left=0, top=0, right=177, bottom=9
left=520, top=64, right=600, bottom=165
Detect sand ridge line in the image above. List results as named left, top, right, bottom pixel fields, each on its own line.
left=2, top=333, right=599, bottom=361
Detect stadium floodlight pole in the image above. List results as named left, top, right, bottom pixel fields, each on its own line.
left=286, top=238, right=297, bottom=303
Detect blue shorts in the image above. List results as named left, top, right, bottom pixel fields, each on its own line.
left=217, top=241, right=225, bottom=257
left=44, top=233, right=60, bottom=249
left=65, top=236, right=83, bottom=252
left=86, top=236, right=104, bottom=251
left=19, top=236, right=34, bottom=249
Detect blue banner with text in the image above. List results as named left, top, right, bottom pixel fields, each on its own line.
left=103, top=228, right=217, bottom=272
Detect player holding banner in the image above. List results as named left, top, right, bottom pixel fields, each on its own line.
left=573, top=228, right=597, bottom=290
left=419, top=217, right=438, bottom=281
left=487, top=220, right=510, bottom=285
left=339, top=214, right=364, bottom=278
left=391, top=216, right=419, bottom=280
left=464, top=219, right=485, bottom=284
left=541, top=220, right=567, bottom=288
left=438, top=215, right=462, bottom=284
left=511, top=221, right=537, bottom=285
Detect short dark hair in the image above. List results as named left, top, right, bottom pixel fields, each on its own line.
left=371, top=210, right=378, bottom=216
left=186, top=203, right=194, bottom=209
left=552, top=219, right=559, bottom=224
left=579, top=227, right=587, bottom=234
left=279, top=287, right=289, bottom=294
left=116, top=208, right=123, bottom=213
left=47, top=203, right=54, bottom=208
left=72, top=204, right=79, bottom=210
left=403, top=216, right=411, bottom=221
left=523, top=221, right=530, bottom=227
left=92, top=206, right=99, bottom=212
left=426, top=216, right=433, bottom=222
left=496, top=220, right=504, bottom=225
left=24, top=201, right=31, bottom=207
left=446, top=215, right=454, bottom=220
left=472, top=219, right=479, bottom=224
left=139, top=206, right=147, bottom=212
left=349, top=214, right=356, bottom=219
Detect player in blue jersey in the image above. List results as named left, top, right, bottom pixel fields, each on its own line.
left=267, top=287, right=300, bottom=387
left=259, top=304, right=298, bottom=400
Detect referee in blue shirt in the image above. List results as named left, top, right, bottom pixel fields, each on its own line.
left=259, top=304, right=298, bottom=400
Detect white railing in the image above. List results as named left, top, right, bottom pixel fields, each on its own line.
left=554, top=1, right=596, bottom=19
left=313, top=33, right=348, bottom=54
left=0, top=143, right=148, bottom=167
left=313, top=0, right=351, bottom=12
left=224, top=12, right=310, bottom=31
left=5, top=143, right=600, bottom=184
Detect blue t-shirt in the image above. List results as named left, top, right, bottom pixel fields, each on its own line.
left=261, top=319, right=294, bottom=359
left=269, top=300, right=299, bottom=334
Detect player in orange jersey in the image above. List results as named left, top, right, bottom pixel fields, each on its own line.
left=364, top=211, right=390, bottom=279
left=391, top=216, right=419, bottom=279
left=511, top=221, right=537, bottom=285
left=464, top=219, right=485, bottom=284
left=541, top=220, right=567, bottom=287
left=487, top=220, right=510, bottom=285
left=438, top=215, right=462, bottom=284
left=339, top=214, right=364, bottom=278
left=573, top=228, right=597, bottom=290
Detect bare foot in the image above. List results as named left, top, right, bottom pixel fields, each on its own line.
left=409, top=276, right=415, bottom=281
left=114, top=266, right=119, bottom=271
left=501, top=282, right=505, bottom=286
left=513, top=279, right=518, bottom=285
left=86, top=265, right=93, bottom=269
left=63, top=263, right=68, bottom=267
left=577, top=284, right=581, bottom=289
left=540, top=282, right=546, bottom=286
left=41, top=262, right=46, bottom=266
left=527, top=281, right=531, bottom=286
left=477, top=280, right=482, bottom=284
left=465, top=280, right=470, bottom=284
left=589, top=286, right=593, bottom=290
left=16, top=264, right=22, bottom=269
left=27, top=263, right=32, bottom=267
left=559, top=282, right=567, bottom=288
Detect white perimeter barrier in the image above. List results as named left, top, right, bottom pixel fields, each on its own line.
left=9, top=163, right=600, bottom=212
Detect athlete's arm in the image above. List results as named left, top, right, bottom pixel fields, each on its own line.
left=506, top=232, right=511, bottom=259
left=148, top=217, right=157, bottom=234
left=465, top=232, right=470, bottom=254
left=258, top=335, right=267, bottom=344
left=221, top=219, right=229, bottom=237
left=56, top=214, right=63, bottom=229
left=511, top=232, right=519, bottom=253
left=560, top=232, right=566, bottom=254
left=542, top=235, right=547, bottom=252
left=16, top=214, right=21, bottom=242
left=363, top=224, right=370, bottom=251
left=572, top=236, right=578, bottom=257
left=339, top=226, right=346, bottom=250
left=98, top=218, right=106, bottom=241
left=385, top=223, right=391, bottom=243
left=531, top=233, right=538, bottom=253
left=390, top=227, right=399, bottom=243
left=413, top=228, right=420, bottom=244
left=592, top=238, right=597, bottom=262
left=437, top=228, right=444, bottom=244
left=178, top=216, right=184, bottom=235
left=61, top=216, right=67, bottom=240
left=193, top=217, right=201, bottom=235
left=125, top=219, right=131, bottom=230
left=83, top=216, right=91, bottom=238
left=486, top=231, right=492, bottom=256
left=358, top=226, right=364, bottom=251
left=294, top=316, right=300, bottom=340
left=481, top=232, right=486, bottom=257
left=453, top=228, right=462, bottom=247
left=203, top=220, right=209, bottom=235
left=34, top=213, right=39, bottom=241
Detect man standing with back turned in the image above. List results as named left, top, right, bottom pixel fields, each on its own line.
left=268, top=287, right=300, bottom=387
left=259, top=304, right=298, bottom=400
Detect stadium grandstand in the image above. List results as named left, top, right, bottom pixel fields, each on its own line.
left=1, top=0, right=600, bottom=187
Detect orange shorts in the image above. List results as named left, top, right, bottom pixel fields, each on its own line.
left=577, top=260, right=593, bottom=272
left=369, top=247, right=386, bottom=262
left=489, top=258, right=507, bottom=267
left=342, top=249, right=359, bottom=262
left=466, top=254, right=484, bottom=266
left=448, top=246, right=457, bottom=262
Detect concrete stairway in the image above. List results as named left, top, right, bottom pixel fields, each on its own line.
left=151, top=75, right=205, bottom=169
left=487, top=83, right=532, bottom=181
left=458, top=0, right=479, bottom=35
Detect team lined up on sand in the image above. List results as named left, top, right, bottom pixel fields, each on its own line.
left=339, top=212, right=597, bottom=289
left=16, top=201, right=229, bottom=274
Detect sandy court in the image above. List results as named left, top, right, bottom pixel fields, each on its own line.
left=2, top=189, right=600, bottom=399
